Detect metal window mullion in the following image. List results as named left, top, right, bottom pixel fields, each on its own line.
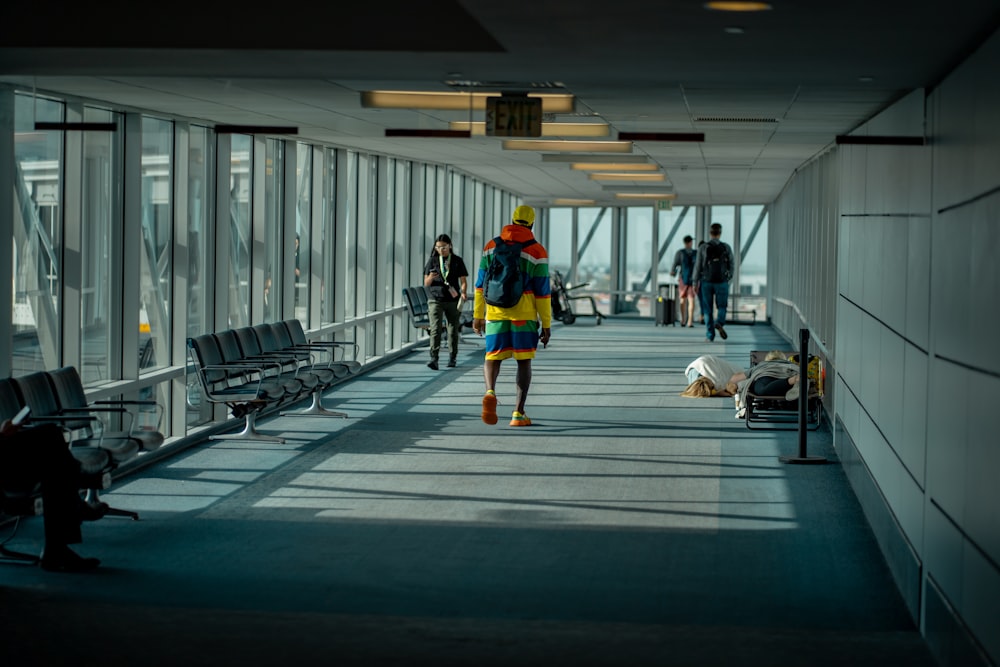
left=250, top=135, right=266, bottom=324
left=0, top=89, right=13, bottom=377
left=214, top=133, right=233, bottom=335
left=281, top=140, right=298, bottom=321
left=308, top=146, right=324, bottom=330
left=62, top=103, right=84, bottom=370
left=120, top=113, right=142, bottom=381
left=170, top=122, right=191, bottom=437
left=333, top=149, right=350, bottom=327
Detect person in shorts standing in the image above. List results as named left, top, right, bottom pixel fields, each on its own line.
left=472, top=205, right=552, bottom=427
left=670, top=235, right=698, bottom=327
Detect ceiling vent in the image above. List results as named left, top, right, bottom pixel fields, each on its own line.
left=444, top=80, right=566, bottom=90
left=695, top=116, right=779, bottom=124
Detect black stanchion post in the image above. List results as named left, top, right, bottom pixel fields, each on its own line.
left=779, top=328, right=827, bottom=465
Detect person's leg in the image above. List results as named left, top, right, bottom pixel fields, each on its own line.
left=483, top=359, right=502, bottom=392
left=685, top=295, right=695, bottom=326
left=702, top=283, right=715, bottom=340
left=5, top=424, right=100, bottom=571
left=444, top=301, right=461, bottom=365
left=751, top=376, right=794, bottom=397
left=514, top=360, right=532, bottom=414
left=715, top=281, right=730, bottom=330
left=482, top=320, right=512, bottom=425
left=426, top=300, right=443, bottom=368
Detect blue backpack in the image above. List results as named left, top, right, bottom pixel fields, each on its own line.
left=484, top=236, right=536, bottom=308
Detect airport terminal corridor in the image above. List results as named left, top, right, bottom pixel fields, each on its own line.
left=0, top=319, right=933, bottom=666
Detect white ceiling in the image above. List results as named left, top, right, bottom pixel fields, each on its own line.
left=2, top=0, right=998, bottom=205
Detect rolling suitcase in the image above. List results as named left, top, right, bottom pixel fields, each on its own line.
left=655, top=284, right=677, bottom=326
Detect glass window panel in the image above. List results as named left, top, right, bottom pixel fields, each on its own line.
left=80, top=106, right=117, bottom=384
left=229, top=135, right=252, bottom=328
left=739, top=204, right=769, bottom=319
left=186, top=126, right=210, bottom=339
left=12, top=94, right=63, bottom=376
left=657, top=205, right=697, bottom=276
left=139, top=116, right=173, bottom=372
left=186, top=126, right=213, bottom=429
left=263, top=138, right=283, bottom=323
left=623, top=206, right=654, bottom=316
left=577, top=206, right=611, bottom=296
left=708, top=205, right=736, bottom=248
left=546, top=208, right=573, bottom=282
left=294, top=143, right=311, bottom=322
left=321, top=148, right=337, bottom=325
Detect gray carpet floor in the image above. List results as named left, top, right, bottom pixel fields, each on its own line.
left=0, top=318, right=935, bottom=666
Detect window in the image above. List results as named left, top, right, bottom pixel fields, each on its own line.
left=12, top=94, right=63, bottom=376
left=263, top=138, right=283, bottom=323
left=229, top=135, right=252, bottom=327
left=138, top=116, right=173, bottom=371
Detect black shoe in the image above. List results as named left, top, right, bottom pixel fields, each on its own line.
left=79, top=500, right=109, bottom=522
left=447, top=358, right=457, bottom=368
left=427, top=360, right=439, bottom=370
left=40, top=547, right=100, bottom=573
left=715, top=323, right=728, bottom=340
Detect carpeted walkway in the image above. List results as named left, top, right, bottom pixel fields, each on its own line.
left=0, top=319, right=935, bottom=666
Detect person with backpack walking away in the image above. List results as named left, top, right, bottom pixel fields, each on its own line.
left=472, top=205, right=552, bottom=427
left=694, top=222, right=735, bottom=342
left=670, top=235, right=698, bottom=327
left=423, top=234, right=469, bottom=370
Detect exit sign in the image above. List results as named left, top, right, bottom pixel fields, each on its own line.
left=656, top=199, right=673, bottom=210
left=485, top=95, right=542, bottom=137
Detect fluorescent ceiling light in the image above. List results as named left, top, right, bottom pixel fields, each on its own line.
left=571, top=163, right=659, bottom=171
left=588, top=172, right=666, bottom=182
left=449, top=121, right=609, bottom=137
left=704, top=1, right=772, bottom=10
left=503, top=140, right=632, bottom=153
left=361, top=90, right=575, bottom=113
left=551, top=198, right=597, bottom=206
left=603, top=184, right=674, bottom=193
left=542, top=154, right=649, bottom=163
left=613, top=193, right=678, bottom=200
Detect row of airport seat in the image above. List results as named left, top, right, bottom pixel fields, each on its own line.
left=187, top=320, right=360, bottom=443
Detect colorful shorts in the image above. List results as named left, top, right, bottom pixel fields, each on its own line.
left=485, top=320, right=539, bottom=361
left=678, top=280, right=697, bottom=299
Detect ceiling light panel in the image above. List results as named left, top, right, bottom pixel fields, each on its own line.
left=588, top=173, right=666, bottom=182
left=541, top=154, right=649, bottom=163
left=503, top=140, right=632, bottom=153
left=613, top=193, right=678, bottom=200
left=571, top=163, right=659, bottom=171
left=361, top=90, right=574, bottom=113
left=449, top=121, right=609, bottom=137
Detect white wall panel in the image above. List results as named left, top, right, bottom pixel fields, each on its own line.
left=900, top=342, right=928, bottom=486
left=923, top=503, right=965, bottom=612
left=931, top=207, right=974, bottom=364
left=925, top=359, right=969, bottom=523
left=881, top=216, right=907, bottom=333
left=905, top=215, right=931, bottom=350
left=878, top=327, right=905, bottom=455
left=839, top=144, right=866, bottom=216
left=965, top=371, right=1000, bottom=562
left=969, top=194, right=1000, bottom=375
left=933, top=36, right=1000, bottom=206
left=962, top=544, right=1000, bottom=661
left=860, top=312, right=881, bottom=413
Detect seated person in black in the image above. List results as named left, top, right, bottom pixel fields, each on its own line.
left=1, top=419, right=107, bottom=572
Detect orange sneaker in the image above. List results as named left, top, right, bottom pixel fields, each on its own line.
left=481, top=391, right=498, bottom=425
left=509, top=411, right=532, bottom=427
